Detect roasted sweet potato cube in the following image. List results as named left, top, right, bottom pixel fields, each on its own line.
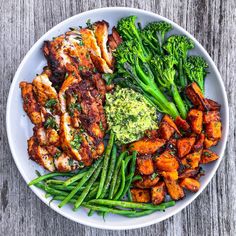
left=129, top=138, right=166, bottom=155
left=155, top=150, right=179, bottom=171
left=134, top=175, right=160, bottom=189
left=204, top=137, right=218, bottom=148
left=181, top=151, right=201, bottom=169
left=200, top=149, right=219, bottom=164
left=151, top=182, right=166, bottom=205
left=177, top=137, right=196, bottom=158
left=179, top=168, right=200, bottom=179
left=130, top=188, right=151, bottom=203
left=193, top=133, right=205, bottom=151
left=187, top=109, right=203, bottom=134
left=158, top=122, right=175, bottom=140
left=161, top=170, right=178, bottom=180
left=136, top=156, right=154, bottom=175
left=185, top=82, right=206, bottom=111
left=205, top=98, right=221, bottom=111
left=164, top=179, right=184, bottom=200
left=205, top=121, right=222, bottom=140
left=175, top=116, right=190, bottom=131
left=180, top=178, right=200, bottom=192
left=203, top=111, right=220, bottom=124
left=162, top=115, right=181, bottom=134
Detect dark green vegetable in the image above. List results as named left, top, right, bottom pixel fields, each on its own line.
left=44, top=116, right=59, bottom=130
left=183, top=55, right=208, bottom=92
left=89, top=199, right=166, bottom=210
left=150, top=55, right=187, bottom=118
left=142, top=21, right=172, bottom=54
left=120, top=151, right=137, bottom=199
left=96, top=131, right=115, bottom=198
left=74, top=164, right=102, bottom=209
left=58, top=158, right=102, bottom=208
left=28, top=172, right=74, bottom=186
left=63, top=169, right=88, bottom=186
left=163, top=35, right=194, bottom=88
left=109, top=151, right=127, bottom=199
left=100, top=144, right=117, bottom=198
left=114, top=160, right=126, bottom=200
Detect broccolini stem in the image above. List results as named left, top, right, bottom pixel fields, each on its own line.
left=178, top=58, right=187, bottom=88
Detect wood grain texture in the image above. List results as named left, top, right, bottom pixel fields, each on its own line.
left=0, top=0, right=235, bottom=235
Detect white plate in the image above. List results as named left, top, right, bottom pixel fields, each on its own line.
left=6, top=7, right=229, bottom=230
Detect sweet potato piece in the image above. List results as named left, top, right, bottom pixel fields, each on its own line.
left=164, top=179, right=184, bottom=200
left=130, top=138, right=166, bottom=155
left=175, top=116, right=190, bottom=131
left=162, top=115, right=181, bottom=134
left=177, top=137, right=196, bottom=158
left=205, top=121, right=222, bottom=140
left=179, top=168, right=200, bottom=179
left=180, top=178, right=200, bottom=192
left=158, top=122, right=175, bottom=140
left=200, top=149, right=219, bottom=164
left=155, top=150, right=179, bottom=171
left=193, top=133, right=205, bottom=151
left=204, top=137, right=218, bottom=148
left=205, top=98, right=221, bottom=111
left=134, top=175, right=160, bottom=189
left=181, top=151, right=201, bottom=169
left=185, top=82, right=206, bottom=111
left=130, top=188, right=151, bottom=203
left=187, top=109, right=203, bottom=134
left=203, top=111, right=220, bottom=124
left=151, top=182, right=166, bottom=205
left=136, top=156, right=154, bottom=175
left=161, top=170, right=178, bottom=180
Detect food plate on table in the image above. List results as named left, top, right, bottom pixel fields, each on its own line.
left=6, top=7, right=229, bottom=230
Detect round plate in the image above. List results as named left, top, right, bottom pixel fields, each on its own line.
left=6, top=7, right=229, bottom=230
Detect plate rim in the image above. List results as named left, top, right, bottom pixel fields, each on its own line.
left=6, top=6, right=229, bottom=230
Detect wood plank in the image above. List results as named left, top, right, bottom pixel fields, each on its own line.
left=0, top=0, right=235, bottom=235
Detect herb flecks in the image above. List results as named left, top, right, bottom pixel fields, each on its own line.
left=70, top=134, right=82, bottom=150
left=45, top=99, right=57, bottom=110
left=44, top=117, right=59, bottom=131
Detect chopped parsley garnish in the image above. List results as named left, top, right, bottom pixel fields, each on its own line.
left=151, top=172, right=158, bottom=180
left=99, top=121, right=104, bottom=131
left=78, top=66, right=84, bottom=71
left=68, top=102, right=82, bottom=116
left=86, top=19, right=93, bottom=29
left=68, top=159, right=74, bottom=166
left=78, top=161, right=84, bottom=168
left=45, top=99, right=57, bottom=109
left=70, top=134, right=82, bottom=150
left=53, top=152, right=61, bottom=159
left=65, top=72, right=69, bottom=79
left=203, top=151, right=211, bottom=157
left=44, top=117, right=59, bottom=131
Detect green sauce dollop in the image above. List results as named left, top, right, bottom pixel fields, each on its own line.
left=105, top=88, right=158, bottom=145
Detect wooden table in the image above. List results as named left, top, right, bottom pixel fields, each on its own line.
left=1, top=0, right=235, bottom=235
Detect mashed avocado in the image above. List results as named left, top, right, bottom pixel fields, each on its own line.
left=105, top=88, right=158, bottom=144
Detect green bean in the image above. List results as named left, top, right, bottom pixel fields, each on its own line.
left=34, top=183, right=69, bottom=197
left=46, top=179, right=68, bottom=185
left=29, top=172, right=74, bottom=186
left=89, top=199, right=166, bottom=210
left=74, top=165, right=102, bottom=210
left=120, top=151, right=137, bottom=199
left=53, top=195, right=76, bottom=204
left=114, top=161, right=126, bottom=200
left=100, top=144, right=117, bottom=198
left=124, top=155, right=132, bottom=169
left=96, top=131, right=115, bottom=198
left=82, top=203, right=137, bottom=216
left=85, top=186, right=99, bottom=201
left=58, top=158, right=102, bottom=208
left=129, top=175, right=143, bottom=182
left=127, top=189, right=132, bottom=202
left=63, top=169, right=88, bottom=186
left=48, top=184, right=80, bottom=192
left=109, top=151, right=127, bottom=199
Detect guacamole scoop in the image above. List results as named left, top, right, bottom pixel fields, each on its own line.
left=105, top=88, right=158, bottom=144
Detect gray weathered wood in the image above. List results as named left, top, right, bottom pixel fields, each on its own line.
left=0, top=0, right=236, bottom=235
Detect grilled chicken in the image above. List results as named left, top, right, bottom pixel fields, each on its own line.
left=20, top=82, right=43, bottom=125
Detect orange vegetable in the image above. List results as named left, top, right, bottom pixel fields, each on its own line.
left=164, top=179, right=185, bottom=200
left=175, top=116, right=190, bottom=131
left=151, top=182, right=166, bottom=205
left=204, top=137, right=218, bottom=148
left=161, top=170, right=179, bottom=180
left=136, top=156, right=154, bottom=175
left=203, top=111, right=220, bottom=124
left=130, top=188, right=151, bottom=203
left=179, top=168, right=200, bottom=179
left=200, top=149, right=219, bottom=164
left=158, top=122, right=175, bottom=140
left=177, top=137, right=196, bottom=158
left=193, top=133, right=205, bottom=151
left=162, top=115, right=181, bottom=134
left=180, top=177, right=200, bottom=192
left=155, top=150, right=179, bottom=171
left=181, top=151, right=201, bottom=169
left=205, top=121, right=222, bottom=140
left=129, top=138, right=166, bottom=155
left=187, top=109, right=203, bottom=134
left=134, top=175, right=160, bottom=189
